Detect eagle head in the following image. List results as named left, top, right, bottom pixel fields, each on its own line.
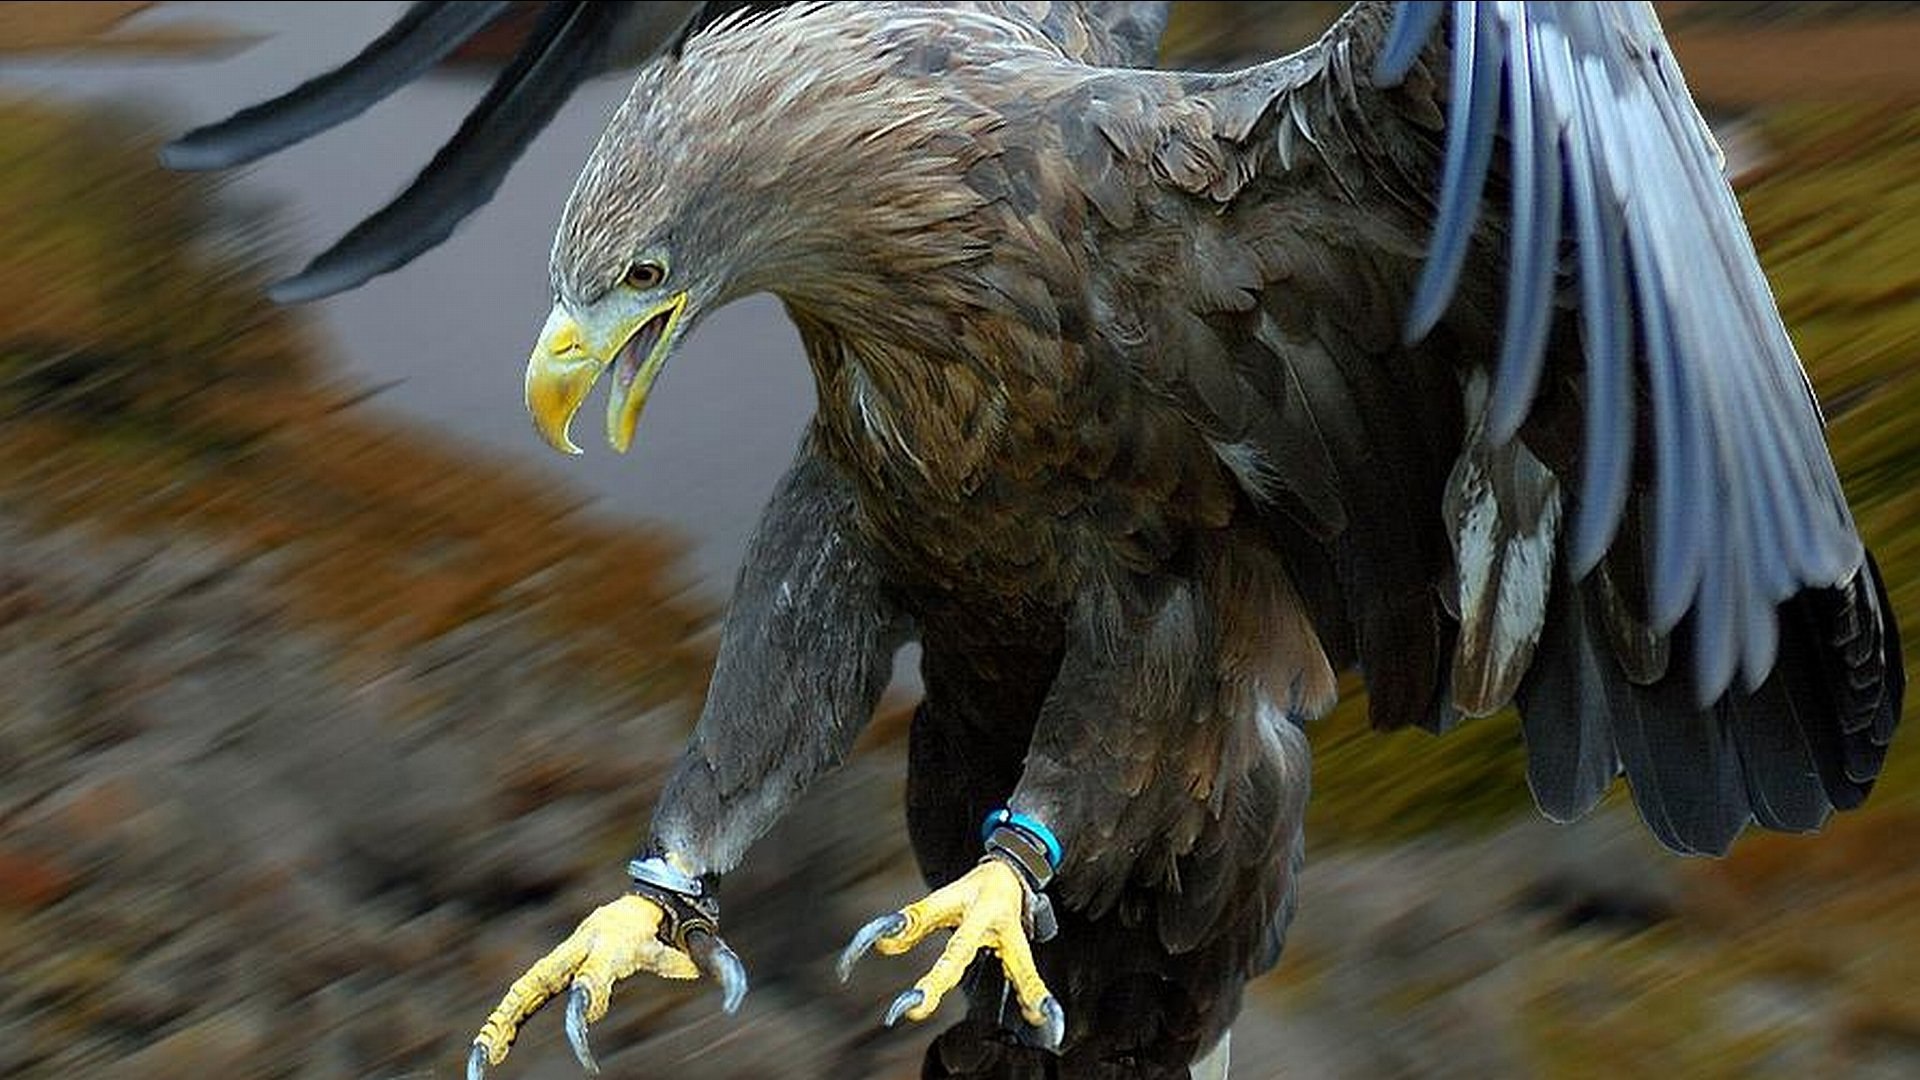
left=522, top=5, right=999, bottom=456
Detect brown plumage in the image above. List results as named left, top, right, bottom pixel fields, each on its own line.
left=170, top=3, right=1903, bottom=1077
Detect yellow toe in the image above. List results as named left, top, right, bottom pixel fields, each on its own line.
left=470, top=893, right=700, bottom=1068
left=866, top=859, right=1054, bottom=1025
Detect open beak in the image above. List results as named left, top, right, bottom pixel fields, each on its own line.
left=524, top=293, right=687, bottom=454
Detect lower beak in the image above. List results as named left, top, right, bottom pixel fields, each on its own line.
left=524, top=296, right=684, bottom=455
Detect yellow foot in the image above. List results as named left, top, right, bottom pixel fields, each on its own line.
left=838, top=859, right=1064, bottom=1051
left=467, top=893, right=743, bottom=1078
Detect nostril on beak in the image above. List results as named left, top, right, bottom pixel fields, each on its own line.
left=546, top=317, right=586, bottom=358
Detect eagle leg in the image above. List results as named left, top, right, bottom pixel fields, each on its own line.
left=838, top=858, right=1065, bottom=1050
left=471, top=444, right=898, bottom=1076
left=467, top=894, right=715, bottom=1077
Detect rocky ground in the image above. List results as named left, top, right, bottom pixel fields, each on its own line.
left=0, top=512, right=932, bottom=1079
left=1, top=513, right=1915, bottom=1079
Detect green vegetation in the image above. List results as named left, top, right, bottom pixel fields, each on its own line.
left=1306, top=681, right=1537, bottom=847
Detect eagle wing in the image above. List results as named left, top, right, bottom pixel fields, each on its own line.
left=1069, top=1, right=1902, bottom=853
left=163, top=0, right=1172, bottom=302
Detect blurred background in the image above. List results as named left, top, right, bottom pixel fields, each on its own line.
left=0, top=2, right=1914, bottom=1077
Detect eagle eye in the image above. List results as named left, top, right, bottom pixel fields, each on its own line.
left=624, top=261, right=667, bottom=291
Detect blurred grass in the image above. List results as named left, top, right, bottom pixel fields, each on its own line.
left=0, top=3, right=250, bottom=58
left=0, top=98, right=715, bottom=717
left=1517, top=807, right=1920, bottom=1076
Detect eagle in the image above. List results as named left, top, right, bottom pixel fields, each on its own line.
left=167, top=3, right=1904, bottom=1078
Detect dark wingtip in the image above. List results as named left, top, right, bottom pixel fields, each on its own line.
left=158, top=2, right=517, bottom=176
left=266, top=215, right=438, bottom=304
left=157, top=135, right=236, bottom=172
left=266, top=263, right=367, bottom=306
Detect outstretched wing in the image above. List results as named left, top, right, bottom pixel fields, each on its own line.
left=1360, top=1, right=1899, bottom=852
left=164, top=0, right=1173, bottom=303
left=1071, top=1, right=1901, bottom=852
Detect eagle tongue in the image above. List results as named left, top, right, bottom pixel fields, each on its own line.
left=614, top=311, right=668, bottom=389
left=606, top=308, right=675, bottom=453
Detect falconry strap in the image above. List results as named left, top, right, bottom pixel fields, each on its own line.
left=981, top=808, right=1061, bottom=943
left=627, top=855, right=721, bottom=954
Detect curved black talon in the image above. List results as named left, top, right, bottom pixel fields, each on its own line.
left=565, top=983, right=600, bottom=1075
left=837, top=913, right=907, bottom=983
left=1036, top=996, right=1066, bottom=1053
left=884, top=988, right=925, bottom=1028
left=467, top=1043, right=489, bottom=1080
left=688, top=929, right=750, bottom=1014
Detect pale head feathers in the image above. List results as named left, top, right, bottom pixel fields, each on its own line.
left=550, top=4, right=1048, bottom=331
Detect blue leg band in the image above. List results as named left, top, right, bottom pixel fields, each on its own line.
left=979, top=807, right=1063, bottom=871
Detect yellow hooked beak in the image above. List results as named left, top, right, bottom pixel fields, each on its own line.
left=524, top=292, right=687, bottom=454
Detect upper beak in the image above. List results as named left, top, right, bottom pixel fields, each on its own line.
left=524, top=294, right=686, bottom=455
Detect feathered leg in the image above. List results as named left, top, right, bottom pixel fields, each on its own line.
left=850, top=534, right=1328, bottom=1077
left=883, top=642, right=1312, bottom=1079
left=471, top=440, right=906, bottom=1075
